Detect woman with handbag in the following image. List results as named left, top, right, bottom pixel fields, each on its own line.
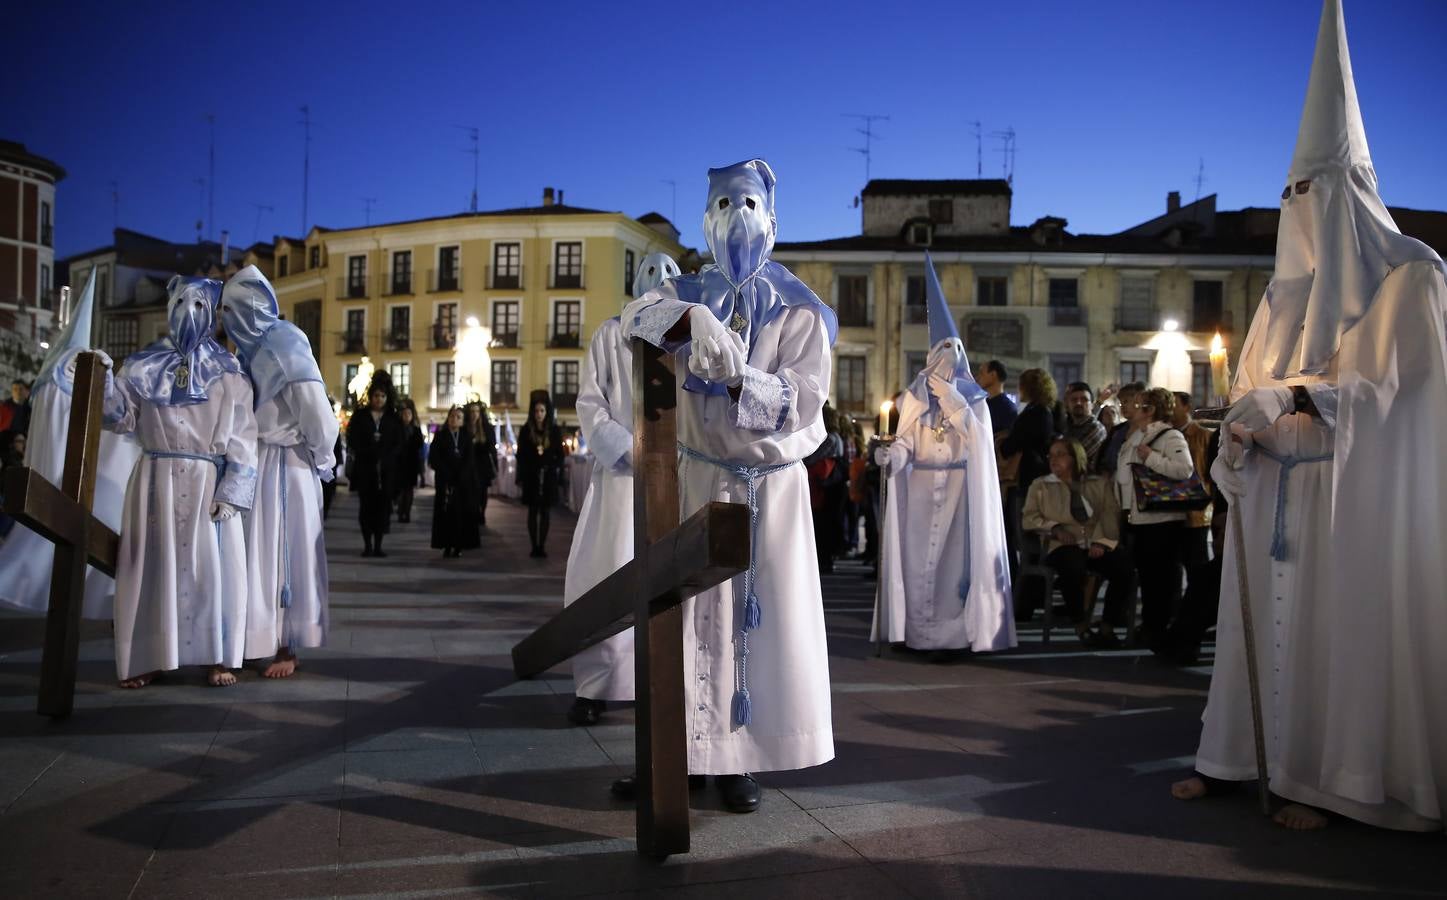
left=1115, top=387, right=1195, bottom=652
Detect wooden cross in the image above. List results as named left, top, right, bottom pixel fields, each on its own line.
left=1, top=352, right=119, bottom=719
left=511, top=338, right=750, bottom=858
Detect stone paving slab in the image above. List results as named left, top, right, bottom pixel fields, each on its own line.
left=0, top=488, right=1441, bottom=898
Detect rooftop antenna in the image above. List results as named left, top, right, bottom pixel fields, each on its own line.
left=299, top=104, right=312, bottom=234
left=193, top=176, right=206, bottom=242
left=969, top=120, right=983, bottom=178
left=206, top=113, right=216, bottom=240
left=362, top=197, right=377, bottom=226
left=1193, top=157, right=1207, bottom=203
left=661, top=179, right=677, bottom=223
left=992, top=126, right=1017, bottom=185
left=109, top=180, right=119, bottom=230
left=252, top=203, right=274, bottom=244
left=843, top=113, right=890, bottom=182
left=454, top=125, right=480, bottom=212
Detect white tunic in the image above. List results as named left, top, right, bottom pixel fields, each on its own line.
left=625, top=297, right=835, bottom=775
left=103, top=371, right=258, bottom=680
left=0, top=376, right=140, bottom=618
left=1196, top=260, right=1447, bottom=831
left=242, top=381, right=338, bottom=657
left=874, top=389, right=1015, bottom=652
left=563, top=318, right=636, bottom=701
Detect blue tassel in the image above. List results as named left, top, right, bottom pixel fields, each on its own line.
left=743, top=592, right=762, bottom=631
left=731, top=689, right=752, bottom=727
left=280, top=585, right=292, bottom=609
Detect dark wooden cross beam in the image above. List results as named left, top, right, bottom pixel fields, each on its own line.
left=1, top=352, right=119, bottom=719
left=512, top=338, right=750, bottom=857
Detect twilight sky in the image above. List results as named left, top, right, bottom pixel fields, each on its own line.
left=6, top=0, right=1445, bottom=261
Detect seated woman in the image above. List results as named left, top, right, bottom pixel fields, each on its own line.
left=1021, top=436, right=1135, bottom=647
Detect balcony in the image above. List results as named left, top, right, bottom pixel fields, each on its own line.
left=552, top=392, right=578, bottom=409
left=547, top=326, right=581, bottom=349
left=548, top=264, right=585, bottom=290
left=1047, top=305, right=1087, bottom=327
left=490, top=329, right=520, bottom=349
left=430, top=323, right=457, bottom=350
left=341, top=332, right=367, bottom=354
left=337, top=276, right=371, bottom=300
left=385, top=328, right=411, bottom=352
left=384, top=273, right=414, bottom=296
left=1114, top=309, right=1156, bottom=332
left=490, top=390, right=518, bottom=409
left=428, top=268, right=462, bottom=293
left=487, top=265, right=524, bottom=290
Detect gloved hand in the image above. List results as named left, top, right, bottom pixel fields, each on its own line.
left=316, top=466, right=335, bottom=484
left=688, top=306, right=730, bottom=348
left=1221, top=387, right=1293, bottom=433
left=929, top=374, right=964, bottom=415
left=210, top=501, right=238, bottom=522
left=91, top=349, right=115, bottom=369
left=688, top=328, right=747, bottom=387
left=1210, top=448, right=1246, bottom=502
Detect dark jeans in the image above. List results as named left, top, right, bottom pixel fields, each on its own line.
left=1168, top=527, right=1220, bottom=654
left=1046, top=544, right=1136, bottom=627
left=396, top=485, right=415, bottom=521
left=527, top=503, right=551, bottom=550
left=1128, top=520, right=1184, bottom=642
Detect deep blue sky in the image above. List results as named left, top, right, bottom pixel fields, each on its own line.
left=7, top=0, right=1445, bottom=261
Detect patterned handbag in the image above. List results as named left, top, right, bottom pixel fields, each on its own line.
left=1131, top=429, right=1212, bottom=512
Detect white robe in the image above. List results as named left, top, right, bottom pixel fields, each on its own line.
left=563, top=318, right=636, bottom=702
left=1196, top=260, right=1447, bottom=831
left=104, top=370, right=259, bottom=681
left=0, top=378, right=141, bottom=618
left=873, top=389, right=1015, bottom=652
left=242, top=381, right=338, bottom=658
left=625, top=296, right=835, bottom=775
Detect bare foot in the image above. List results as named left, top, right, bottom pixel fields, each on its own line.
left=1171, top=776, right=1209, bottom=801
left=262, top=650, right=298, bottom=679
left=1273, top=803, right=1328, bottom=830
left=119, top=671, right=159, bottom=689
left=208, top=666, right=238, bottom=687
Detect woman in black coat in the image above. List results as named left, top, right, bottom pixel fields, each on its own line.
left=465, top=401, right=499, bottom=527
left=999, top=368, right=1059, bottom=496
left=347, top=374, right=405, bottom=557
left=428, top=406, right=481, bottom=558
left=394, top=403, right=425, bottom=523
left=516, top=396, right=563, bottom=558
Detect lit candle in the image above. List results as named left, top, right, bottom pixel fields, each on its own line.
left=879, top=400, right=893, bottom=437
left=1209, top=332, right=1231, bottom=401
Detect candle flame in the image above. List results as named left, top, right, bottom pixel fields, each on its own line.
left=880, top=400, right=893, bottom=415
left=1210, top=331, right=1224, bottom=353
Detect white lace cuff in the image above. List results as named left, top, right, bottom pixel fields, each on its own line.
left=628, top=299, right=689, bottom=352
left=215, top=461, right=257, bottom=510
left=588, top=420, right=633, bottom=470
left=733, top=366, right=793, bottom=432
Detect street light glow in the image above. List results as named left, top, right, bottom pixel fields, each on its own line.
left=1162, top=318, right=1179, bottom=332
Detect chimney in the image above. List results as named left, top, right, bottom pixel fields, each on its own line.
left=542, top=187, right=555, bottom=207
left=1167, top=191, right=1181, bottom=213
left=557, top=189, right=564, bottom=206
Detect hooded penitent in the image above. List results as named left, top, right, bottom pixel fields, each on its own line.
left=903, top=252, right=987, bottom=412
left=1259, top=0, right=1440, bottom=379
left=119, top=276, right=240, bottom=405
left=33, top=268, right=98, bottom=395
left=660, top=158, right=836, bottom=395
left=218, top=265, right=324, bottom=408
left=632, top=252, right=680, bottom=300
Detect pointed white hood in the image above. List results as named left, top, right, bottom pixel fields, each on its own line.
left=1259, top=0, right=1440, bottom=380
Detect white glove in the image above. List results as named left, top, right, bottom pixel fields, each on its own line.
left=688, top=307, right=730, bottom=347
left=210, top=501, right=238, bottom=522
left=316, top=466, right=335, bottom=484
left=688, top=329, right=747, bottom=387
left=1221, top=387, right=1293, bottom=433
left=91, top=349, right=115, bottom=369
left=929, top=375, right=964, bottom=415
left=1209, top=448, right=1245, bottom=502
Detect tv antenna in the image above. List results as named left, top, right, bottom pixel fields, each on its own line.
left=252, top=203, right=274, bottom=244
left=992, top=126, right=1017, bottom=185
left=454, top=125, right=480, bottom=212
left=299, top=104, right=313, bottom=233
left=843, top=113, right=890, bottom=182
left=193, top=177, right=206, bottom=241
left=969, top=120, right=983, bottom=177
left=1193, top=158, right=1207, bottom=202
left=362, top=197, right=378, bottom=226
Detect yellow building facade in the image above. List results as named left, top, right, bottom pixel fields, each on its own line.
left=267, top=194, right=684, bottom=424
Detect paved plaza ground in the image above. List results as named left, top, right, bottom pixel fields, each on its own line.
left=0, top=489, right=1442, bottom=899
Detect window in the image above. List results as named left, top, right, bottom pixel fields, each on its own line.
left=1050, top=354, right=1084, bottom=390
left=624, top=249, right=636, bottom=294
left=1120, top=360, right=1150, bottom=384
left=104, top=318, right=139, bottom=358
left=1047, top=277, right=1082, bottom=325
left=344, top=362, right=359, bottom=395
left=492, top=242, right=520, bottom=289
left=96, top=268, right=109, bottom=305
left=433, top=302, right=457, bottom=349
left=294, top=299, right=322, bottom=358
left=552, top=359, right=580, bottom=407
left=388, top=362, right=410, bottom=399
left=436, top=360, right=456, bottom=408
left=1192, top=279, right=1225, bottom=332
left=39, top=264, right=50, bottom=309
left=278, top=255, right=290, bottom=277
left=550, top=300, right=581, bottom=348
left=346, top=255, right=367, bottom=298
left=388, top=306, right=410, bottom=350
left=907, top=222, right=932, bottom=246
left=1118, top=275, right=1155, bottom=330
left=309, top=246, right=320, bottom=269
left=436, top=245, right=460, bottom=291
left=928, top=198, right=953, bottom=224
left=905, top=352, right=929, bottom=384
left=491, top=300, right=519, bottom=347
left=836, top=355, right=867, bottom=411
left=40, top=201, right=52, bottom=247
left=904, top=275, right=927, bottom=323
left=491, top=359, right=518, bottom=408
left=837, top=274, right=870, bottom=327
left=553, top=241, right=582, bottom=288
left=977, top=275, right=1008, bottom=307
left=391, top=250, right=412, bottom=294
left=1192, top=363, right=1213, bottom=407
left=344, top=310, right=366, bottom=353
left=966, top=317, right=1026, bottom=358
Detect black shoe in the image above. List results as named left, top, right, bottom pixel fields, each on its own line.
left=362, top=547, right=373, bottom=557
left=610, top=773, right=709, bottom=801
left=567, top=696, right=606, bottom=726
left=530, top=547, right=544, bottom=558
left=926, top=649, right=954, bottom=664
left=716, top=774, right=761, bottom=813
left=374, top=549, right=387, bottom=558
